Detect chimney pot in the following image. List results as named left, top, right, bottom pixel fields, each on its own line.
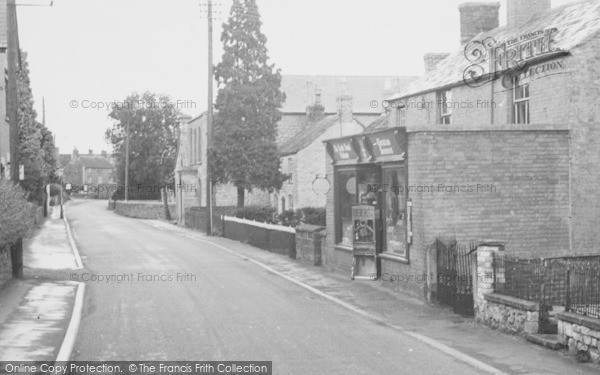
left=337, top=94, right=353, bottom=125
left=306, top=89, right=325, bottom=123
left=459, top=2, right=500, bottom=45
left=507, top=0, right=550, bottom=30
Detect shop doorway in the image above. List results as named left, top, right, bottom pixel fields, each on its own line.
left=435, top=239, right=475, bottom=316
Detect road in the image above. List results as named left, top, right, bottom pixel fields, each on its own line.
left=68, top=200, right=484, bottom=374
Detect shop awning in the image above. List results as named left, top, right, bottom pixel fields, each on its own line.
left=324, top=127, right=407, bottom=165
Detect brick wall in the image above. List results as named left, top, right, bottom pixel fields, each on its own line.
left=114, top=201, right=176, bottom=220
left=0, top=244, right=11, bottom=290
left=408, top=126, right=570, bottom=259
left=565, top=34, right=600, bottom=254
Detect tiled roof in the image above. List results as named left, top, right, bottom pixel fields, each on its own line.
left=79, top=156, right=113, bottom=169
left=387, top=0, right=600, bottom=101
left=279, top=115, right=341, bottom=156
left=281, top=75, right=417, bottom=114
left=363, top=114, right=390, bottom=134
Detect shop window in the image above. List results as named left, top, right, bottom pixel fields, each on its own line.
left=382, top=167, right=408, bottom=259
left=513, top=76, right=530, bottom=124
left=438, top=89, right=452, bottom=124
left=335, top=170, right=357, bottom=246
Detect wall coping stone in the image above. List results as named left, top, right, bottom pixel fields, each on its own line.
left=484, top=293, right=539, bottom=311
left=556, top=311, right=600, bottom=332
left=296, top=223, right=326, bottom=233
left=407, top=123, right=569, bottom=133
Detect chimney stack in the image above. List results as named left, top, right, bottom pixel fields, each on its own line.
left=424, top=53, right=450, bottom=74
left=101, top=150, right=108, bottom=158
left=88, top=149, right=93, bottom=155
left=72, top=147, right=79, bottom=161
left=306, top=88, right=325, bottom=123
left=507, top=0, right=550, bottom=30
left=337, top=94, right=353, bottom=125
left=459, top=2, right=500, bottom=45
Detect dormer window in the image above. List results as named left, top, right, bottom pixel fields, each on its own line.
left=513, top=75, right=530, bottom=124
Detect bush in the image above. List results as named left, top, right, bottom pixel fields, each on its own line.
left=277, top=210, right=298, bottom=227
left=295, top=207, right=326, bottom=227
left=234, top=206, right=277, bottom=224
left=0, top=180, right=34, bottom=247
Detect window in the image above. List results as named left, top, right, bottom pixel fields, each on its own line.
left=108, top=177, right=114, bottom=184
left=288, top=158, right=293, bottom=184
left=382, top=167, right=407, bottom=258
left=438, top=89, right=452, bottom=124
left=335, top=170, right=357, bottom=246
left=87, top=176, right=93, bottom=184
left=197, top=128, right=202, bottom=164
left=513, top=75, right=530, bottom=124
left=289, top=195, right=294, bottom=210
left=398, top=108, right=406, bottom=127
left=281, top=197, right=286, bottom=211
left=189, top=127, right=193, bottom=164
left=98, top=176, right=103, bottom=184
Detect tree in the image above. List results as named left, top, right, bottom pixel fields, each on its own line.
left=105, top=92, right=180, bottom=200
left=17, top=51, right=56, bottom=204
left=212, top=0, right=287, bottom=207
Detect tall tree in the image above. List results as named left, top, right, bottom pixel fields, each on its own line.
left=105, top=92, right=180, bottom=199
left=17, top=51, right=55, bottom=204
left=212, top=0, right=287, bottom=207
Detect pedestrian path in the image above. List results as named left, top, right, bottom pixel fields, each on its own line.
left=24, top=206, right=80, bottom=270
left=0, top=281, right=79, bottom=360
left=143, top=220, right=600, bottom=375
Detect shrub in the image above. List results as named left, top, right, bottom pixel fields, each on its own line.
left=0, top=180, right=34, bottom=247
left=234, top=206, right=277, bottom=224
left=277, top=210, right=298, bottom=227
left=295, top=207, right=326, bottom=227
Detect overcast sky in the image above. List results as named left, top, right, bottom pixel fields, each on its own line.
left=17, top=0, right=576, bottom=154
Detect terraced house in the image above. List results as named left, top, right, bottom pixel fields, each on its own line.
left=323, top=0, right=600, bottom=299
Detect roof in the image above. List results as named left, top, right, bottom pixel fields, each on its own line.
left=79, top=156, right=113, bottom=169
left=363, top=114, right=390, bottom=134
left=279, top=115, right=342, bottom=156
left=387, top=0, right=600, bottom=101
left=59, top=154, right=71, bottom=168
left=281, top=75, right=417, bottom=114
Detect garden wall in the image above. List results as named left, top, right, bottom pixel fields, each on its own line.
left=557, top=312, right=600, bottom=364
left=114, top=201, right=176, bottom=220
left=223, top=216, right=296, bottom=258
left=295, top=224, right=325, bottom=266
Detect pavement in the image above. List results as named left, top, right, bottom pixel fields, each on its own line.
left=0, top=205, right=84, bottom=361
left=59, top=200, right=597, bottom=374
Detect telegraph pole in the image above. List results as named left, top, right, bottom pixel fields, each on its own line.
left=7, top=0, right=19, bottom=183
left=205, top=0, right=214, bottom=236
left=125, top=117, right=130, bottom=201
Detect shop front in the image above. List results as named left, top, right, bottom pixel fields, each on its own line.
left=324, top=127, right=410, bottom=280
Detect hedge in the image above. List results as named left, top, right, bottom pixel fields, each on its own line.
left=0, top=180, right=34, bottom=247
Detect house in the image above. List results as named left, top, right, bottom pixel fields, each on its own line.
left=323, top=0, right=600, bottom=299
left=274, top=91, right=366, bottom=212
left=61, top=148, right=116, bottom=198
left=175, top=75, right=416, bottom=222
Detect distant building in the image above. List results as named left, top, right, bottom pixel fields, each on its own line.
left=61, top=148, right=116, bottom=198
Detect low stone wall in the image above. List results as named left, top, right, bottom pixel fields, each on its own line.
left=479, top=293, right=540, bottom=334
left=223, top=216, right=296, bottom=258
left=184, top=206, right=237, bottom=236
left=295, top=224, right=325, bottom=266
left=557, top=312, right=600, bottom=364
left=0, top=244, right=11, bottom=290
left=114, top=201, right=176, bottom=220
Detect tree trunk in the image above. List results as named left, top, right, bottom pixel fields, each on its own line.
left=237, top=186, right=245, bottom=207
left=162, top=187, right=172, bottom=221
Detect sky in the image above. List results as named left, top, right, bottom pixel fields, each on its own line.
left=17, top=0, right=577, bottom=155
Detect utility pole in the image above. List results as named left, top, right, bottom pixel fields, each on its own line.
left=7, top=0, right=19, bottom=183
left=206, top=0, right=214, bottom=236
left=125, top=117, right=130, bottom=201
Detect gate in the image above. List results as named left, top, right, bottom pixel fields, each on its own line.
left=435, top=239, right=475, bottom=316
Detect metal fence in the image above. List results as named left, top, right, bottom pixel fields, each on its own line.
left=493, top=254, right=600, bottom=318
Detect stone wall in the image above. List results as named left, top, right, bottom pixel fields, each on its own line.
left=114, top=201, right=176, bottom=220
left=557, top=312, right=600, bottom=364
left=479, top=293, right=540, bottom=334
left=295, top=224, right=325, bottom=266
left=184, top=206, right=237, bottom=236
left=0, top=244, right=11, bottom=290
